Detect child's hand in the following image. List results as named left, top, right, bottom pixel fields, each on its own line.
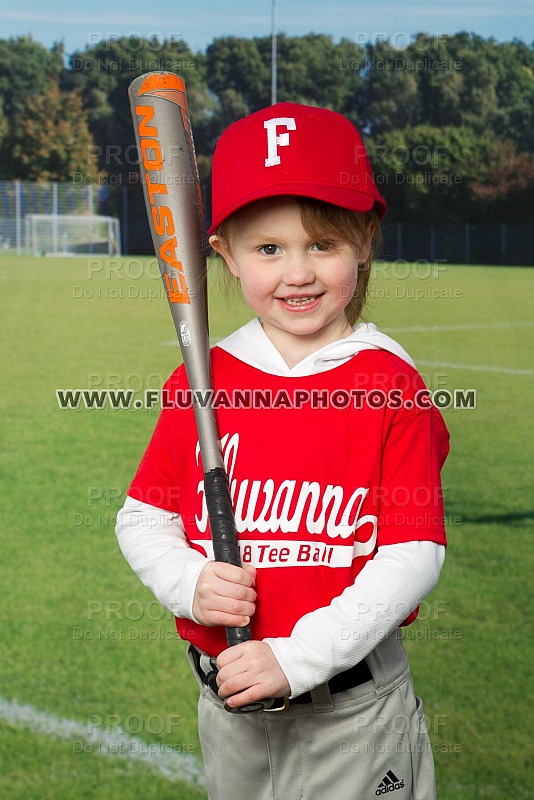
left=192, top=562, right=257, bottom=627
left=216, top=641, right=291, bottom=708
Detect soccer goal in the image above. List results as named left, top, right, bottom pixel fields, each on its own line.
left=25, top=214, right=121, bottom=257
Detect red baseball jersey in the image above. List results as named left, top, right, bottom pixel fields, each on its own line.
left=129, top=347, right=449, bottom=657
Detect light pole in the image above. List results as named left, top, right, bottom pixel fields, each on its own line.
left=271, top=0, right=277, bottom=104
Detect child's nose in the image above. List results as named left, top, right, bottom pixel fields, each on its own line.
left=281, top=253, right=315, bottom=285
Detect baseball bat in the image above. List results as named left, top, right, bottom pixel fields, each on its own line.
left=128, top=72, right=281, bottom=713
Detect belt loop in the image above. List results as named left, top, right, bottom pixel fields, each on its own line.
left=310, top=682, right=334, bottom=711
left=365, top=630, right=409, bottom=695
left=188, top=643, right=206, bottom=679
left=205, top=657, right=220, bottom=695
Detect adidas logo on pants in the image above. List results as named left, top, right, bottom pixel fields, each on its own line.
left=376, top=769, right=406, bottom=794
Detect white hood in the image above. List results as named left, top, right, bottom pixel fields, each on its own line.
left=216, top=318, right=415, bottom=377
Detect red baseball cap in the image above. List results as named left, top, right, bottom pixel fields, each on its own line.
left=208, top=102, right=386, bottom=234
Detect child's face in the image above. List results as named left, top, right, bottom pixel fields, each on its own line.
left=210, top=198, right=371, bottom=359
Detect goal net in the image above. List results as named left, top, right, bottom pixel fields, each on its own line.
left=25, top=214, right=121, bottom=256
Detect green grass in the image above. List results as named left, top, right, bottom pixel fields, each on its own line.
left=1, top=255, right=533, bottom=799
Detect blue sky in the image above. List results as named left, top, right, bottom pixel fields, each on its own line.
left=1, top=0, right=533, bottom=54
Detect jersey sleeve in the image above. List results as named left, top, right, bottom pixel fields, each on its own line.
left=377, top=404, right=449, bottom=547
left=128, top=369, right=187, bottom=515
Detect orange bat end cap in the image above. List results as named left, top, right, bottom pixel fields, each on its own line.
left=138, top=72, right=186, bottom=96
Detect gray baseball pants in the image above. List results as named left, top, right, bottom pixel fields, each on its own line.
left=187, top=631, right=436, bottom=800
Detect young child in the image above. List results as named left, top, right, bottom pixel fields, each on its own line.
left=116, top=102, right=449, bottom=800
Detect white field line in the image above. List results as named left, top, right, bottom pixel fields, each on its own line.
left=417, top=360, right=534, bottom=377
left=163, top=346, right=532, bottom=375
left=164, top=321, right=534, bottom=375
left=387, top=322, right=534, bottom=375
left=162, top=320, right=534, bottom=348
left=383, top=321, right=534, bottom=333
left=0, top=696, right=206, bottom=790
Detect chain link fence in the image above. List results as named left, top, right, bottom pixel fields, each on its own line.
left=381, top=220, right=533, bottom=266
left=0, top=180, right=531, bottom=265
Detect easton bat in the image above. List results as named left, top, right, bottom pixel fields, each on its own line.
left=128, top=72, right=281, bottom=713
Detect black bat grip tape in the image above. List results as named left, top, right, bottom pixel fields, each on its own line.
left=203, top=468, right=281, bottom=714
left=204, top=468, right=253, bottom=645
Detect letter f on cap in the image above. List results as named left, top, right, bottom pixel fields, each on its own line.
left=264, top=117, right=297, bottom=166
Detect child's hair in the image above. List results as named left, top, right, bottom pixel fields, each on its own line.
left=213, top=197, right=382, bottom=326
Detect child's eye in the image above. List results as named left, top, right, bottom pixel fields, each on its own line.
left=311, top=241, right=331, bottom=252
left=259, top=244, right=281, bottom=256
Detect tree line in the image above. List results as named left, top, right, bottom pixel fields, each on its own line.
left=0, top=32, right=533, bottom=222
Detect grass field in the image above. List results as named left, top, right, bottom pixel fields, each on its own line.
left=1, top=254, right=533, bottom=799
